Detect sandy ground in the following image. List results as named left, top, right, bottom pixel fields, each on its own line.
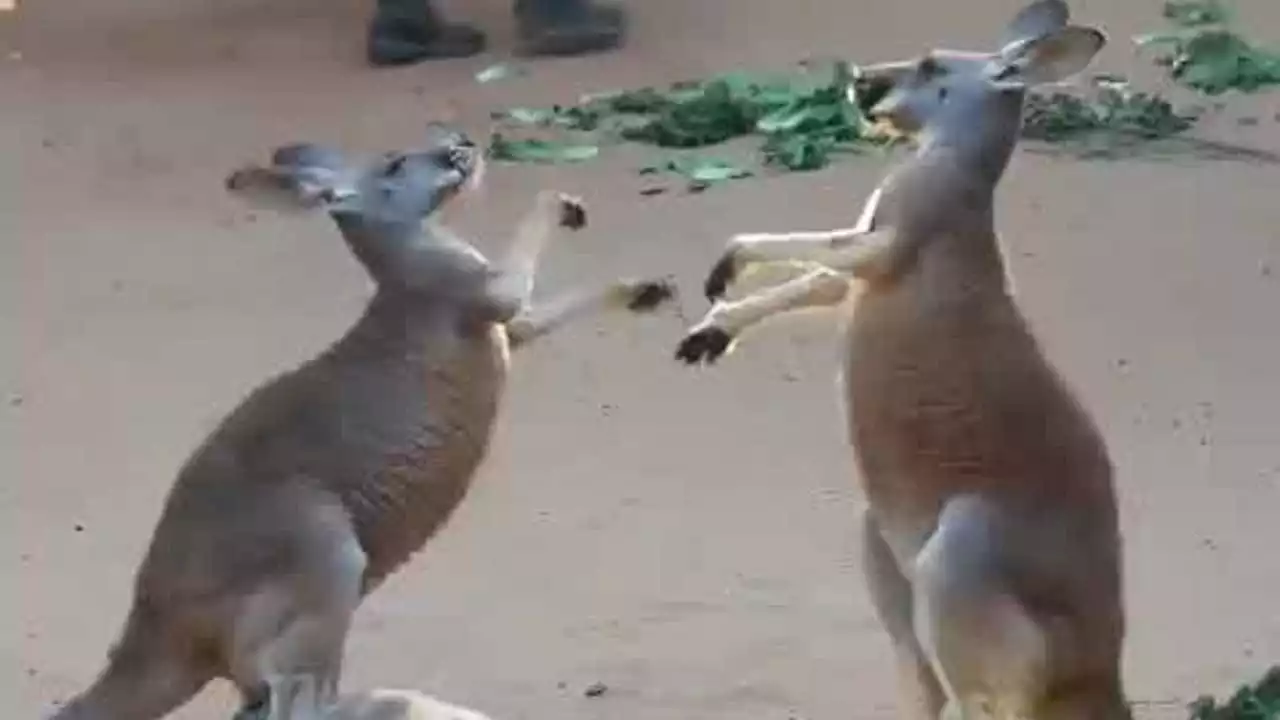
left=5, top=0, right=1279, bottom=718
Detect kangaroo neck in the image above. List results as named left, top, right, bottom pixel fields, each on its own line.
left=884, top=111, right=1026, bottom=295
left=916, top=91, right=1024, bottom=191
left=331, top=212, right=424, bottom=289
left=330, top=290, right=458, bottom=363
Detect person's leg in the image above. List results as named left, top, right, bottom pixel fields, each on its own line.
left=367, top=0, right=486, bottom=66
left=514, top=0, right=627, bottom=57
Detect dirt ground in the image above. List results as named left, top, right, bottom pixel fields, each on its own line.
left=5, top=0, right=1278, bottom=718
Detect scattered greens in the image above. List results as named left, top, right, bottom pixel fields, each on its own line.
left=1023, top=81, right=1197, bottom=143
left=483, top=1, right=1276, bottom=187
left=475, top=62, right=525, bottom=84
left=640, top=156, right=753, bottom=191
left=1163, top=0, right=1233, bottom=27
left=487, top=134, right=599, bottom=164
left=1187, top=665, right=1279, bottom=720
left=488, top=61, right=894, bottom=182
left=1136, top=0, right=1280, bottom=95
left=487, top=63, right=1201, bottom=186
left=1019, top=78, right=1206, bottom=158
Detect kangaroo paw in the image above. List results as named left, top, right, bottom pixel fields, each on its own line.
left=557, top=194, right=588, bottom=230
left=675, top=325, right=734, bottom=365
left=704, top=251, right=739, bottom=302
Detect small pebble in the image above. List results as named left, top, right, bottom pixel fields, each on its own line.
left=74, top=524, right=84, bottom=533
left=584, top=682, right=608, bottom=698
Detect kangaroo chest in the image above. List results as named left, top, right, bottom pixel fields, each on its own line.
left=840, top=285, right=1065, bottom=527
left=317, top=321, right=511, bottom=588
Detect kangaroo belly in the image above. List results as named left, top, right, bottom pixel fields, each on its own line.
left=135, top=318, right=511, bottom=614
left=841, top=289, right=1114, bottom=543
left=331, top=324, right=511, bottom=587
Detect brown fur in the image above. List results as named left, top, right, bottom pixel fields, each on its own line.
left=51, top=134, right=674, bottom=720
left=676, top=3, right=1129, bottom=718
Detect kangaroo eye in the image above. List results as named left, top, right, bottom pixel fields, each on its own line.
left=918, top=56, right=944, bottom=79
left=384, top=153, right=408, bottom=176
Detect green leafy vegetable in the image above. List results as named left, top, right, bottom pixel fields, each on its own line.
left=475, top=62, right=524, bottom=84
left=484, top=32, right=1242, bottom=182
left=640, top=156, right=753, bottom=191
left=1137, top=1, right=1280, bottom=95
left=1022, top=79, right=1198, bottom=143
left=487, top=61, right=894, bottom=183
left=487, top=134, right=600, bottom=164
left=1187, top=665, right=1279, bottom=720
left=491, top=107, right=558, bottom=126
left=1163, top=0, right=1232, bottom=27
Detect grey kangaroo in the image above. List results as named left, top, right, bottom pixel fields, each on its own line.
left=676, top=2, right=1129, bottom=719
left=51, top=127, right=674, bottom=720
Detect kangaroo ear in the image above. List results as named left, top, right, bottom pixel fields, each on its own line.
left=988, top=24, right=1106, bottom=88
left=224, top=162, right=356, bottom=215
left=225, top=142, right=362, bottom=215
left=999, top=0, right=1070, bottom=49
left=270, top=142, right=349, bottom=173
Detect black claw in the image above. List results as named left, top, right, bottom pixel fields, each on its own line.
left=558, top=197, right=588, bottom=230
left=704, top=253, right=737, bottom=301
left=627, top=278, right=677, bottom=312
left=674, top=327, right=733, bottom=365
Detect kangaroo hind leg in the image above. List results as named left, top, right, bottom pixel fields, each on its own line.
left=912, top=495, right=1050, bottom=720
left=861, top=510, right=946, bottom=720
left=228, top=495, right=367, bottom=720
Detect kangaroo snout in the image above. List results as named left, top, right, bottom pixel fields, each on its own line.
left=851, top=61, right=912, bottom=119
left=852, top=72, right=896, bottom=118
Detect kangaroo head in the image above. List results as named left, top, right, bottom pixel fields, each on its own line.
left=226, top=125, right=487, bottom=291
left=225, top=123, right=483, bottom=225
left=852, top=0, right=1105, bottom=147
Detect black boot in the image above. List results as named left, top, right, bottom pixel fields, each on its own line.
left=514, top=0, right=627, bottom=57
left=367, top=0, right=487, bottom=67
